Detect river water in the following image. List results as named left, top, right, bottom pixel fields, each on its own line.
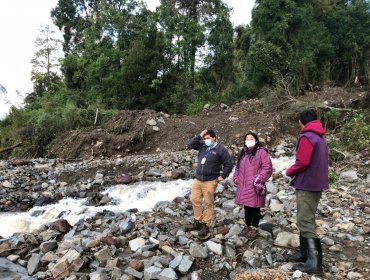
left=0, top=156, right=293, bottom=238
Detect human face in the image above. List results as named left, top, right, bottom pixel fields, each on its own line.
left=245, top=134, right=256, bottom=148
left=203, top=135, right=215, bottom=146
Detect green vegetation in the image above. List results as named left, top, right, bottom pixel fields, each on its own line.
left=337, top=112, right=370, bottom=151
left=1, top=0, right=370, bottom=157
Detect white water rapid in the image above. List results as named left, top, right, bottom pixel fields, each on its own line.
left=0, top=156, right=294, bottom=238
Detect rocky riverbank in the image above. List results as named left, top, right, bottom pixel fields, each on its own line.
left=0, top=142, right=369, bottom=280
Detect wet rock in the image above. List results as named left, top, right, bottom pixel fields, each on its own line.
left=171, top=168, right=186, bottom=179
left=50, top=219, right=72, bottom=233
left=115, top=175, right=133, bottom=184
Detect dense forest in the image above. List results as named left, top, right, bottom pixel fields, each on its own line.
left=1, top=0, right=370, bottom=156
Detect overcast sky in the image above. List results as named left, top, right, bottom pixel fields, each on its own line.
left=0, top=0, right=255, bottom=119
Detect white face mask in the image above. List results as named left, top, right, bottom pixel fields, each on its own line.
left=245, top=140, right=256, bottom=148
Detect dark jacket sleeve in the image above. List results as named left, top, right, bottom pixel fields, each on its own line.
left=220, top=147, right=233, bottom=179
left=187, top=135, right=202, bottom=150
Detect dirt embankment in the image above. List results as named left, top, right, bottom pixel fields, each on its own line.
left=47, top=87, right=369, bottom=160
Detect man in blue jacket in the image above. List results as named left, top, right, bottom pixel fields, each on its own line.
left=185, top=129, right=233, bottom=237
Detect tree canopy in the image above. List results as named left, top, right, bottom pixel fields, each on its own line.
left=1, top=0, right=370, bottom=156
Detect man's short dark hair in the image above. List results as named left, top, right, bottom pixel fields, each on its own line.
left=205, top=129, right=217, bottom=138
left=299, top=109, right=317, bottom=125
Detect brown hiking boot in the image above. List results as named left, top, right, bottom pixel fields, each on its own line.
left=198, top=223, right=210, bottom=237
left=246, top=226, right=258, bottom=240
left=184, top=220, right=203, bottom=232
left=241, top=225, right=249, bottom=235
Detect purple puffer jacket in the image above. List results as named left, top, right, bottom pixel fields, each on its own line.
left=234, top=147, right=273, bottom=208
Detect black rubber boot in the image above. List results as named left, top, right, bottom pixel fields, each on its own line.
left=184, top=220, right=203, bottom=232
left=293, top=238, right=323, bottom=274
left=287, top=235, right=307, bottom=262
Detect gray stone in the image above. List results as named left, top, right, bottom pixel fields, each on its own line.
left=224, top=245, right=236, bottom=259
left=119, top=218, right=135, bottom=234
left=270, top=199, right=284, bottom=212
left=144, top=266, right=162, bottom=279
left=178, top=256, right=194, bottom=274
left=189, top=243, right=208, bottom=258
left=321, top=237, right=335, bottom=246
left=90, top=271, right=109, bottom=280
left=274, top=232, right=299, bottom=248
left=222, top=199, right=237, bottom=209
left=177, top=236, right=189, bottom=246
left=226, top=224, right=242, bottom=237
left=125, top=267, right=143, bottom=279
left=0, top=257, right=30, bottom=280
left=146, top=119, right=157, bottom=126
left=40, top=240, right=58, bottom=253
left=27, top=253, right=40, bottom=275
left=339, top=170, right=358, bottom=181
left=2, top=181, right=13, bottom=188
left=169, top=256, right=182, bottom=269
left=205, top=241, right=223, bottom=255
left=94, top=247, right=112, bottom=261
left=129, top=238, right=146, bottom=252
left=159, top=268, right=178, bottom=280
left=347, top=271, right=363, bottom=280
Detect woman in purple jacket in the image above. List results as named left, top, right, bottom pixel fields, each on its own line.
left=233, top=132, right=273, bottom=239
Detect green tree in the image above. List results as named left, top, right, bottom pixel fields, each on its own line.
left=30, top=24, right=63, bottom=97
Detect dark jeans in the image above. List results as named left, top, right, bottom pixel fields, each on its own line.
left=244, top=206, right=261, bottom=228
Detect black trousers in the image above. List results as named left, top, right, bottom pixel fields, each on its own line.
left=244, top=206, right=261, bottom=228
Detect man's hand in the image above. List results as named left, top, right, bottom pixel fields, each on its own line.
left=200, top=130, right=208, bottom=137
left=217, top=176, right=223, bottom=182
left=282, top=170, right=293, bottom=183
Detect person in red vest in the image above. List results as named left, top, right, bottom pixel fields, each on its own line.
left=284, top=109, right=329, bottom=274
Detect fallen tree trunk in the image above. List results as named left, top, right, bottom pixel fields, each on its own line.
left=0, top=142, right=22, bottom=154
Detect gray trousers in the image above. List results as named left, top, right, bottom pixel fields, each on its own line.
left=296, top=189, right=322, bottom=238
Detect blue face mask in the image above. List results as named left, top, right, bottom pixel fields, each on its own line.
left=204, top=139, right=213, bottom=147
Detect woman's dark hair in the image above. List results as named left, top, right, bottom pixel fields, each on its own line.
left=236, top=132, right=260, bottom=168
left=299, top=109, right=317, bottom=125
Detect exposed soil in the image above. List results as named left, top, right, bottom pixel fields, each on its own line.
left=47, top=86, right=370, bottom=160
